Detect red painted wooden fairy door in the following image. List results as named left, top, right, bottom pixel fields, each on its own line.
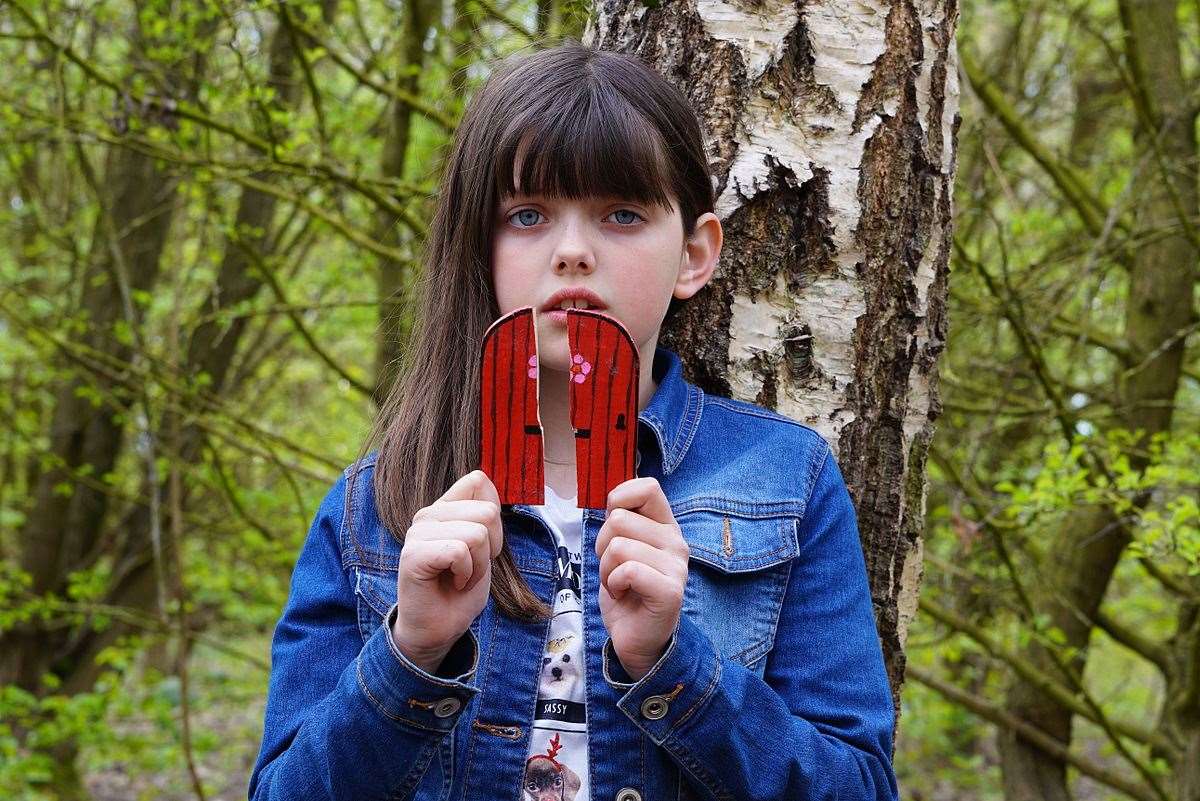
left=566, top=308, right=639, bottom=509
left=479, top=306, right=544, bottom=505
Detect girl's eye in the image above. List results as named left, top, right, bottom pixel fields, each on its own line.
left=506, top=207, right=645, bottom=228
left=608, top=209, right=644, bottom=225
left=509, top=208, right=543, bottom=228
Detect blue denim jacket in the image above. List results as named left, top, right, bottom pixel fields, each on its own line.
left=249, top=346, right=900, bottom=801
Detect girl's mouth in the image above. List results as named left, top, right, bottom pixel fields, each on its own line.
left=542, top=307, right=617, bottom=327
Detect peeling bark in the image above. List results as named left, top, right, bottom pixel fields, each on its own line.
left=587, top=0, right=959, bottom=735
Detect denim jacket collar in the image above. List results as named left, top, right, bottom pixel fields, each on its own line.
left=637, top=346, right=703, bottom=476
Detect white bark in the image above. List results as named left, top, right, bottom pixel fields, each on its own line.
left=587, top=0, right=959, bottom=731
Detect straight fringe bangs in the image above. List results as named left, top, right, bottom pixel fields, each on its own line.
left=494, top=83, right=680, bottom=221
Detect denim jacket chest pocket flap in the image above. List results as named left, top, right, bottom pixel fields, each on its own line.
left=352, top=563, right=400, bottom=642
left=673, top=505, right=801, bottom=671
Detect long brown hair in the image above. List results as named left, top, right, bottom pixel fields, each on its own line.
left=355, top=38, right=715, bottom=622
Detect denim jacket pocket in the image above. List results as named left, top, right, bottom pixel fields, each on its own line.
left=353, top=565, right=399, bottom=643
left=675, top=509, right=800, bottom=672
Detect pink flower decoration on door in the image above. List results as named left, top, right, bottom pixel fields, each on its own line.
left=569, top=353, right=592, bottom=383
left=527, top=354, right=538, bottom=379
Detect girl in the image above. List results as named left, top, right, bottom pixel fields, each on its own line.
left=249, top=39, right=900, bottom=801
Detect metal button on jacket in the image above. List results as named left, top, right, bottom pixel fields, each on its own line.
left=615, top=788, right=642, bottom=801
left=639, top=695, right=669, bottom=720
left=433, top=697, right=461, bottom=717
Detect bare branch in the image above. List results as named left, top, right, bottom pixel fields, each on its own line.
left=919, top=596, right=1177, bottom=759
left=908, top=665, right=1161, bottom=801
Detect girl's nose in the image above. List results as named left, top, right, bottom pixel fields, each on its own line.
left=551, top=219, right=595, bottom=274
left=554, top=251, right=594, bottom=274
left=555, top=258, right=593, bottom=274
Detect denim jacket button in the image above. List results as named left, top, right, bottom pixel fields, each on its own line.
left=433, top=697, right=462, bottom=717
left=615, top=788, right=643, bottom=801
left=639, top=695, right=669, bottom=720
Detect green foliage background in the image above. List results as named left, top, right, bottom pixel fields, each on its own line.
left=1, top=0, right=1197, bottom=800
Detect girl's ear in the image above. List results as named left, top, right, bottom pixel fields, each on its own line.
left=674, top=212, right=722, bottom=301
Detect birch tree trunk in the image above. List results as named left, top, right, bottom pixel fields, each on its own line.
left=585, top=0, right=959, bottom=736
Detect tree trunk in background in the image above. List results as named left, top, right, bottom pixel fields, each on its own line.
left=995, top=0, right=1198, bottom=798
left=0, top=3, right=334, bottom=794
left=373, top=0, right=442, bottom=404
left=0, top=8, right=218, bottom=796
left=0, top=4, right=213, bottom=694
left=586, top=0, right=959, bottom=737
left=64, top=0, right=342, bottom=700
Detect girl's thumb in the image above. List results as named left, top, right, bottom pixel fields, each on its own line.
left=472, top=470, right=501, bottom=506
left=438, top=469, right=499, bottom=504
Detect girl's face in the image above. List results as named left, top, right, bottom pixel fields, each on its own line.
left=491, top=187, right=701, bottom=372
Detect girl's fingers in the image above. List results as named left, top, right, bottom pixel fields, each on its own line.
left=595, top=508, right=688, bottom=561
left=469, top=472, right=504, bottom=558
left=598, top=535, right=684, bottom=590
left=405, top=521, right=490, bottom=590
left=414, top=499, right=503, bottom=558
left=430, top=473, right=504, bottom=558
left=605, top=477, right=674, bottom=525
left=437, top=469, right=484, bottom=503
left=605, top=559, right=682, bottom=610
left=470, top=469, right=502, bottom=507
left=404, top=537, right=472, bottom=586
left=459, top=521, right=492, bottom=593
left=416, top=499, right=492, bottom=521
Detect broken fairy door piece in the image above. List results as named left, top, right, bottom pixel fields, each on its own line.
left=478, top=305, right=639, bottom=508
left=566, top=308, right=639, bottom=509
left=479, top=306, right=544, bottom=505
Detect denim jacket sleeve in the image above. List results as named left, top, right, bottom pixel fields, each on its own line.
left=600, top=441, right=900, bottom=801
left=248, top=472, right=482, bottom=801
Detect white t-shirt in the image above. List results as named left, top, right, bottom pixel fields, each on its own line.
left=521, top=483, right=590, bottom=801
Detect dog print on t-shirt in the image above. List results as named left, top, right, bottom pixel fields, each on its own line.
left=522, top=484, right=588, bottom=801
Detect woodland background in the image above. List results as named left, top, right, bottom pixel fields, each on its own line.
left=0, top=1, right=1197, bottom=801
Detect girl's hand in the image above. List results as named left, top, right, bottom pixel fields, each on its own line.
left=392, top=469, right=504, bottom=673
left=595, top=477, right=689, bottom=682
